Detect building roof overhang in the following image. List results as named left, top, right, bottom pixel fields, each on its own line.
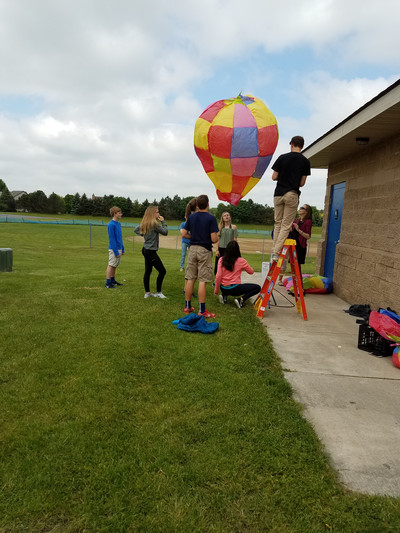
left=302, top=79, right=400, bottom=169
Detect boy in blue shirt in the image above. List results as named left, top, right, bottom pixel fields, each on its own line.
left=105, top=206, right=125, bottom=288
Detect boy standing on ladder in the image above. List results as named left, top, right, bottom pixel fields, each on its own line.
left=270, top=136, right=311, bottom=262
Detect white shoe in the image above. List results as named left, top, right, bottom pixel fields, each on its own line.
left=219, top=294, right=227, bottom=304
left=154, top=292, right=167, bottom=299
left=144, top=292, right=154, bottom=298
left=180, top=268, right=184, bottom=272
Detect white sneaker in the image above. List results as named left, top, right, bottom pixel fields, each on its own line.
left=219, top=294, right=227, bottom=304
left=154, top=292, right=167, bottom=299
left=144, top=292, right=154, bottom=298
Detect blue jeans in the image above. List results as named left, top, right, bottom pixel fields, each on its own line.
left=180, top=241, right=190, bottom=269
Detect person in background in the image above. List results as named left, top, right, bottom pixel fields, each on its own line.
left=214, top=211, right=237, bottom=275
left=214, top=241, right=260, bottom=308
left=179, top=198, right=197, bottom=271
left=277, top=204, right=313, bottom=285
left=105, top=206, right=124, bottom=288
left=134, top=206, right=168, bottom=298
left=291, top=203, right=313, bottom=282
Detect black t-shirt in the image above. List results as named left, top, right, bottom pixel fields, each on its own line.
left=272, top=151, right=311, bottom=197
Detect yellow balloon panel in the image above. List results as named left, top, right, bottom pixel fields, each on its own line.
left=212, top=155, right=232, bottom=174
left=210, top=104, right=235, bottom=128
left=193, top=118, right=211, bottom=151
left=208, top=171, right=232, bottom=193
left=247, top=97, right=277, bottom=129
left=241, top=177, right=260, bottom=197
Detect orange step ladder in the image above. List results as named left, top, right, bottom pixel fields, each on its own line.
left=254, top=238, right=308, bottom=320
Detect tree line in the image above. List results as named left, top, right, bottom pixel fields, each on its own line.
left=0, top=179, right=323, bottom=226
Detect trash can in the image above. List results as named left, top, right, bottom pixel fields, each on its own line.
left=0, top=248, right=13, bottom=272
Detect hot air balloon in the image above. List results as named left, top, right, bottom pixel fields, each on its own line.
left=194, top=94, right=278, bottom=206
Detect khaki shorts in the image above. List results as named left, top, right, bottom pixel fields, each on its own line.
left=186, top=245, right=213, bottom=282
left=108, top=250, right=122, bottom=267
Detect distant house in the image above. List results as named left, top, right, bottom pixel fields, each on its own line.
left=302, top=79, right=400, bottom=311
left=11, top=191, right=27, bottom=201
left=91, top=194, right=102, bottom=201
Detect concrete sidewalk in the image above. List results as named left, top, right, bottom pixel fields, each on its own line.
left=247, top=274, right=400, bottom=497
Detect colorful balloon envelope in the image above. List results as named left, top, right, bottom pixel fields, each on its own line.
left=194, top=94, right=278, bottom=205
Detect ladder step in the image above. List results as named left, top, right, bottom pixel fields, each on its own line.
left=256, top=240, right=307, bottom=320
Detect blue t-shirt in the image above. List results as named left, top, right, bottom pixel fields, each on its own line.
left=184, top=211, right=219, bottom=251
left=108, top=219, right=124, bottom=255
left=180, top=222, right=191, bottom=244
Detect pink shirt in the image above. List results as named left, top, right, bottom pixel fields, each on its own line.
left=214, top=257, right=254, bottom=294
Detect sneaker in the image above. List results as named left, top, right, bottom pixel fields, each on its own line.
left=111, top=280, right=123, bottom=286
left=105, top=283, right=116, bottom=289
left=198, top=310, right=216, bottom=318
left=235, top=298, right=244, bottom=309
left=184, top=306, right=195, bottom=314
left=180, top=268, right=184, bottom=272
left=154, top=292, right=167, bottom=299
left=271, top=254, right=279, bottom=263
left=219, top=294, right=227, bottom=304
left=144, top=292, right=154, bottom=298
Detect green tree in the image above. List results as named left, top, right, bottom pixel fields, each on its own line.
left=125, top=197, right=133, bottom=217
left=70, top=193, right=81, bottom=215
left=48, top=193, right=66, bottom=214
left=91, top=197, right=106, bottom=217
left=29, top=190, right=48, bottom=213
left=77, top=193, right=92, bottom=215
left=0, top=179, right=16, bottom=212
left=311, top=206, right=322, bottom=227
left=140, top=199, right=150, bottom=217
left=16, top=193, right=31, bottom=212
left=113, top=196, right=128, bottom=214
left=130, top=199, right=142, bottom=217
left=64, top=194, right=75, bottom=214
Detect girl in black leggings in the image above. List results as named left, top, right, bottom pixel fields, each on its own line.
left=134, top=206, right=168, bottom=298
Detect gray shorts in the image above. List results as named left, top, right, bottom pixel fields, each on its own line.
left=186, top=245, right=213, bottom=282
left=108, top=250, right=122, bottom=267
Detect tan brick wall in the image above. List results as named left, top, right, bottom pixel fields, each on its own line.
left=316, top=134, right=400, bottom=311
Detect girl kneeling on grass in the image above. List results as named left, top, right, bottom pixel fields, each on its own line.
left=214, top=241, right=260, bottom=308
left=134, top=206, right=168, bottom=298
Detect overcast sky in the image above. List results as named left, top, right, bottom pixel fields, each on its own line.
left=0, top=0, right=399, bottom=209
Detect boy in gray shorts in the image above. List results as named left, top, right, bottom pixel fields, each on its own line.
left=181, top=195, right=219, bottom=317
left=105, top=206, right=124, bottom=288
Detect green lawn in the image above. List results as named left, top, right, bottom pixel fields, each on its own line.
left=1, top=222, right=398, bottom=532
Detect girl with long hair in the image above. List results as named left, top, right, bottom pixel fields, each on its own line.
left=214, top=211, right=237, bottom=275
left=134, top=206, right=168, bottom=298
left=214, top=240, right=260, bottom=308
left=278, top=203, right=313, bottom=285
left=292, top=203, right=313, bottom=279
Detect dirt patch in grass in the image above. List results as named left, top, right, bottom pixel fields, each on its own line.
left=130, top=235, right=318, bottom=256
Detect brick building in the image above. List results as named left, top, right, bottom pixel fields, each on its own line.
left=303, top=79, right=400, bottom=311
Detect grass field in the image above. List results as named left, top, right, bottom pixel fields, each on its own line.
left=1, top=222, right=399, bottom=532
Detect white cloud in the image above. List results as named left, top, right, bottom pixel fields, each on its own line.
left=0, top=0, right=399, bottom=211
